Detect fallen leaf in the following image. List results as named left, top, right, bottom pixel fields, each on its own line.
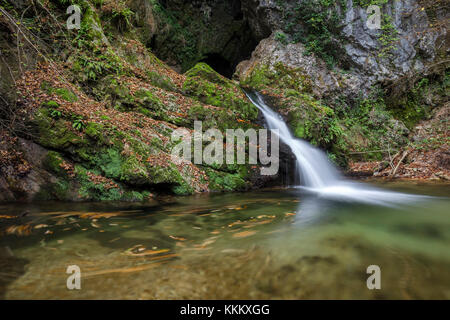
left=169, top=235, right=186, bottom=241
left=233, top=231, right=256, bottom=238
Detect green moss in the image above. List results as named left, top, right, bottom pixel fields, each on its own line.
left=122, top=191, right=146, bottom=201
left=172, top=184, right=193, bottom=196
left=184, top=63, right=258, bottom=121
left=205, top=168, right=248, bottom=192
left=275, top=31, right=289, bottom=45
left=134, top=89, right=164, bottom=113
left=75, top=165, right=123, bottom=201
left=54, top=88, right=78, bottom=102
left=241, top=63, right=313, bottom=94
left=33, top=108, right=83, bottom=149
left=34, top=179, right=70, bottom=201
left=184, top=62, right=229, bottom=85
left=84, top=122, right=105, bottom=141
left=147, top=71, right=177, bottom=92
left=97, top=148, right=123, bottom=179
left=120, top=155, right=150, bottom=185
left=43, top=151, right=64, bottom=175
left=386, top=78, right=432, bottom=128
left=42, top=100, right=60, bottom=108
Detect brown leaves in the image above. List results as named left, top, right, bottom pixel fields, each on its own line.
left=86, top=172, right=119, bottom=190
left=0, top=131, right=31, bottom=176
left=169, top=235, right=187, bottom=241
left=233, top=230, right=256, bottom=238
left=5, top=224, right=32, bottom=236
left=0, top=215, right=16, bottom=219
left=79, top=212, right=122, bottom=219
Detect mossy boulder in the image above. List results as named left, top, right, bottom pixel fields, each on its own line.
left=183, top=63, right=258, bottom=121
left=33, top=108, right=84, bottom=150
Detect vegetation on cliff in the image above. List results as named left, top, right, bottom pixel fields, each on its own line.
left=0, top=0, right=448, bottom=201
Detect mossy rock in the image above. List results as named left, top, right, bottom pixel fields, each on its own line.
left=74, top=165, right=124, bottom=201
left=33, top=108, right=84, bottom=149
left=42, top=100, right=60, bottom=109
left=43, top=151, right=65, bottom=175
left=241, top=62, right=313, bottom=94
left=183, top=63, right=258, bottom=121
left=34, top=179, right=71, bottom=201
left=184, top=62, right=229, bottom=85
left=54, top=88, right=78, bottom=102
left=205, top=168, right=248, bottom=192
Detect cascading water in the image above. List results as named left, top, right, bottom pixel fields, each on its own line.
left=246, top=91, right=427, bottom=207
left=246, top=92, right=341, bottom=188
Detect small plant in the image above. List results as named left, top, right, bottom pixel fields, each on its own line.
left=378, top=14, right=399, bottom=58
left=43, top=101, right=62, bottom=119
left=275, top=31, right=289, bottom=45
left=50, top=109, right=62, bottom=119
left=72, top=116, right=85, bottom=131
left=111, top=2, right=134, bottom=32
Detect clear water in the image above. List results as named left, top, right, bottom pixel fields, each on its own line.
left=1, top=181, right=449, bottom=299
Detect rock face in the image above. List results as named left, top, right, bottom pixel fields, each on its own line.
left=0, top=0, right=448, bottom=201
left=0, top=0, right=267, bottom=202
left=236, top=34, right=366, bottom=100
left=238, top=0, right=448, bottom=96
left=235, top=0, right=448, bottom=166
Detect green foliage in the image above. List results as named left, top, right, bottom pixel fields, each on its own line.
left=50, top=109, right=62, bottom=119
left=110, top=1, right=134, bottom=32
left=205, top=168, right=248, bottom=192
left=378, top=14, right=399, bottom=58
left=353, top=0, right=389, bottom=8
left=73, top=17, right=95, bottom=49
left=280, top=0, right=347, bottom=68
left=72, top=115, right=85, bottom=131
left=73, top=49, right=124, bottom=82
left=275, top=31, right=289, bottom=45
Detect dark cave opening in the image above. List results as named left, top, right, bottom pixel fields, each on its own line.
left=200, top=53, right=235, bottom=79
left=143, top=0, right=262, bottom=79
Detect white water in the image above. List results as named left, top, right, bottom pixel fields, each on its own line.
left=246, top=92, right=427, bottom=207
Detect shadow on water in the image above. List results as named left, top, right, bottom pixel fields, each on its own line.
left=0, top=248, right=29, bottom=299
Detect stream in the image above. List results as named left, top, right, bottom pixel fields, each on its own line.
left=0, top=182, right=449, bottom=299
left=1, top=93, right=449, bottom=300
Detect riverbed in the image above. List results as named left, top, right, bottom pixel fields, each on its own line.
left=1, top=181, right=449, bottom=299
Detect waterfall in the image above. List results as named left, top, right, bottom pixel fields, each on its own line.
left=246, top=91, right=427, bottom=206
left=246, top=91, right=341, bottom=188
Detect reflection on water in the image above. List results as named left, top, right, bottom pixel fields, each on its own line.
left=0, top=182, right=449, bottom=299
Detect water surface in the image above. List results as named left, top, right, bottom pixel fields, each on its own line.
left=0, top=181, right=449, bottom=299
